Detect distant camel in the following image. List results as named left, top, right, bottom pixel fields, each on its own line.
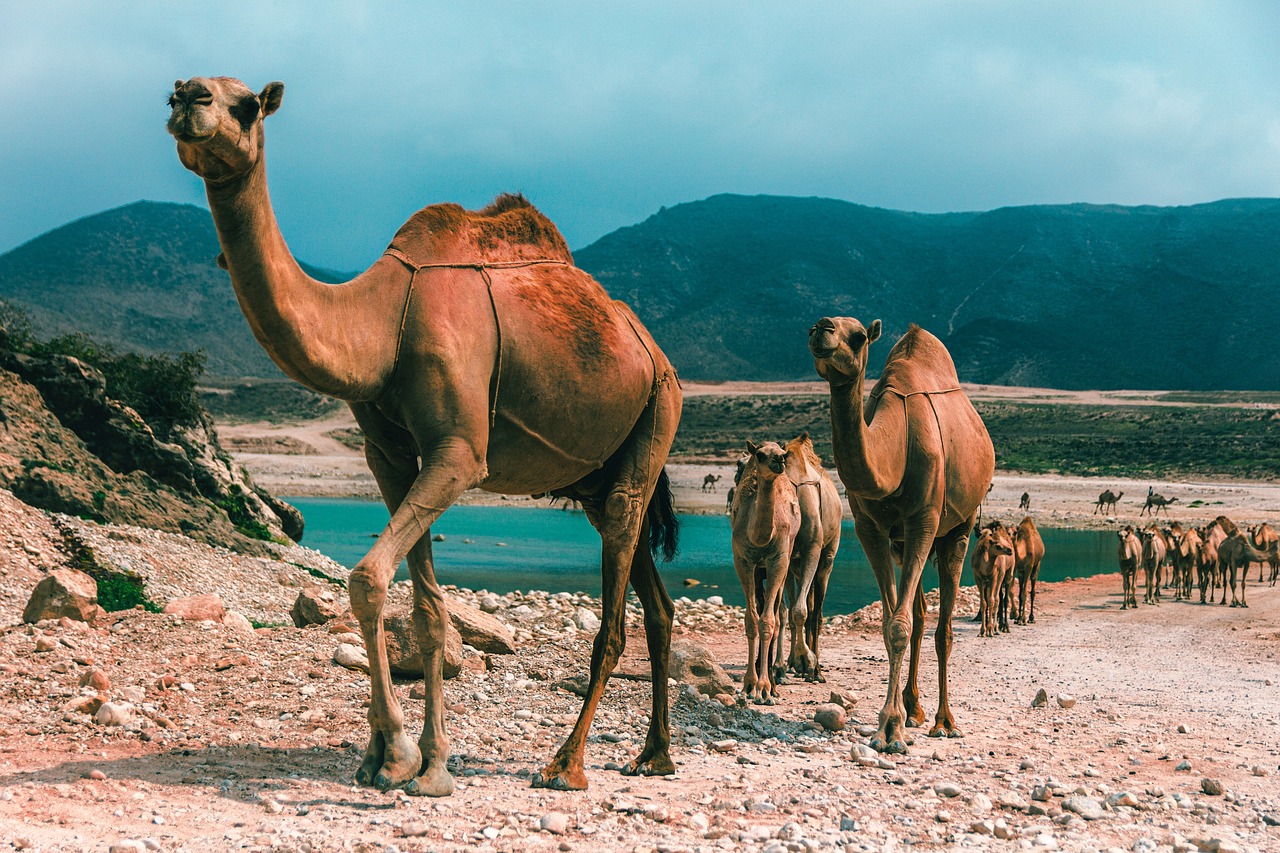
left=1018, top=492, right=1030, bottom=512
left=1199, top=517, right=1233, bottom=604
left=1248, top=523, right=1279, bottom=585
left=1139, top=526, right=1167, bottom=605
left=1011, top=517, right=1045, bottom=625
left=1117, top=527, right=1141, bottom=609
left=971, top=523, right=1014, bottom=638
left=1168, top=524, right=1202, bottom=602
left=1140, top=493, right=1177, bottom=516
left=701, top=474, right=722, bottom=493
left=1094, top=490, right=1123, bottom=514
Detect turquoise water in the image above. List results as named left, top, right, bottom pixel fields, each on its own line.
left=288, top=498, right=1116, bottom=615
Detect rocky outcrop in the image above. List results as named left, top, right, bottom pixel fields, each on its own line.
left=22, top=568, right=103, bottom=624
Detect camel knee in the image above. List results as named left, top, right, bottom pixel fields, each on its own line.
left=888, top=615, right=912, bottom=656
left=349, top=565, right=390, bottom=623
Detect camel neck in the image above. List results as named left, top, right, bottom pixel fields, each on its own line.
left=205, top=162, right=400, bottom=400
left=827, top=371, right=905, bottom=500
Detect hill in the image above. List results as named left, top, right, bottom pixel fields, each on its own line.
left=0, top=201, right=347, bottom=379
left=576, top=194, right=1280, bottom=389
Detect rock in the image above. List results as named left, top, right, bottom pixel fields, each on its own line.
left=1200, top=778, right=1223, bottom=796
left=333, top=643, right=370, bottom=673
left=34, top=635, right=58, bottom=652
left=1019, top=759, right=1036, bottom=771
left=967, top=793, right=992, bottom=814
left=710, top=739, right=737, bottom=753
left=571, top=607, right=600, bottom=633
left=479, top=594, right=502, bottom=613
left=1056, top=693, right=1076, bottom=709
left=1177, top=723, right=1190, bottom=734
left=1175, top=759, right=1192, bottom=771
left=1032, top=688, right=1049, bottom=708
left=446, top=596, right=516, bottom=654
left=706, top=595, right=724, bottom=605
left=934, top=782, right=962, bottom=799
left=94, top=701, right=134, bottom=727
left=23, top=569, right=100, bottom=624
left=108, top=842, right=147, bottom=853
left=1194, top=840, right=1244, bottom=853
left=432, top=533, right=445, bottom=542
left=969, top=819, right=995, bottom=835
left=1107, top=791, right=1139, bottom=808
left=540, top=812, right=570, bottom=834
left=828, top=689, right=858, bottom=709
left=222, top=611, right=256, bottom=637
left=1063, top=796, right=1106, bottom=820
left=79, top=669, right=111, bottom=692
left=162, top=594, right=224, bottom=622
left=1031, top=785, right=1051, bottom=802
left=400, top=822, right=430, bottom=838
left=382, top=610, right=464, bottom=679
left=683, top=578, right=700, bottom=587
left=813, top=703, right=847, bottom=732
left=291, top=587, right=345, bottom=627
left=668, top=640, right=735, bottom=696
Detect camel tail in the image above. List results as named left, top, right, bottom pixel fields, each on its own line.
left=646, top=468, right=680, bottom=562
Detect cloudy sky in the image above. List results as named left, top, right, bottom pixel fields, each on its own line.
left=3, top=2, right=1278, bottom=270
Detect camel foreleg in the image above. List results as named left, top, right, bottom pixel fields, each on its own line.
left=929, top=522, right=970, bottom=739
left=621, top=540, right=676, bottom=778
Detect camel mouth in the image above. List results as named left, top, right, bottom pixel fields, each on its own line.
left=809, top=344, right=837, bottom=359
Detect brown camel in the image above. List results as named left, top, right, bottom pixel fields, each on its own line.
left=701, top=473, right=722, bottom=493
left=1011, top=516, right=1045, bottom=625
left=1139, top=525, right=1167, bottom=605
left=729, top=441, right=801, bottom=704
left=809, top=318, right=995, bottom=753
left=1203, top=516, right=1238, bottom=604
left=780, top=432, right=842, bottom=683
left=168, top=77, right=683, bottom=795
left=1094, top=490, right=1123, bottom=515
left=971, top=523, right=1014, bottom=638
left=1117, top=526, right=1141, bottom=609
left=1140, top=493, right=1177, bottom=516
left=1018, top=492, right=1031, bottom=512
left=1248, top=523, right=1279, bottom=585
left=1219, top=530, right=1278, bottom=608
left=1199, top=519, right=1227, bottom=604
left=1168, top=524, right=1202, bottom=602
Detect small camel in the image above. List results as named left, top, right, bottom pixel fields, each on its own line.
left=780, top=432, right=842, bottom=683
left=169, top=77, right=683, bottom=795
left=1248, top=523, right=1279, bottom=585
left=729, top=441, right=801, bottom=704
left=1140, top=493, right=1177, bottom=516
left=1018, top=492, right=1031, bottom=512
left=971, top=524, right=1014, bottom=638
left=1139, top=526, right=1167, bottom=605
left=810, top=318, right=994, bottom=754
left=701, top=473, right=722, bottom=493
left=1011, top=516, right=1045, bottom=625
left=1094, top=490, right=1123, bottom=515
left=1117, top=526, right=1141, bottom=609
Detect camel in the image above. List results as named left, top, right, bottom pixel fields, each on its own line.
left=780, top=432, right=842, bottom=682
left=971, top=523, right=1014, bottom=638
left=1199, top=519, right=1229, bottom=604
left=729, top=441, right=801, bottom=704
left=1219, top=530, right=1278, bottom=608
left=168, top=77, right=684, bottom=795
left=701, top=474, right=722, bottom=493
left=1117, top=526, right=1141, bottom=609
left=1248, top=523, right=1279, bottom=585
left=1140, top=493, right=1177, bottom=516
left=1094, top=490, right=1123, bottom=515
left=1011, top=516, right=1045, bottom=625
left=1139, top=526, right=1167, bottom=605
left=809, top=318, right=994, bottom=753
left=1168, top=524, right=1202, bottom=602
left=1018, top=492, right=1031, bottom=512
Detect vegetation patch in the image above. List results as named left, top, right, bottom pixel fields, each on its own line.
left=50, top=515, right=160, bottom=613
left=213, top=485, right=273, bottom=541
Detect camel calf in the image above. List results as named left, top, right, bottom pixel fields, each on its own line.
left=1011, top=516, right=1045, bottom=625
left=1117, top=527, right=1141, bottom=609
left=971, top=524, right=1014, bottom=638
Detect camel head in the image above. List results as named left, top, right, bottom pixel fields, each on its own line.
left=167, top=76, right=284, bottom=184
left=744, top=440, right=788, bottom=479
left=977, top=526, right=1013, bottom=557
left=808, top=316, right=881, bottom=385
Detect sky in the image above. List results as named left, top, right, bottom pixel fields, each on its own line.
left=2, top=2, right=1279, bottom=271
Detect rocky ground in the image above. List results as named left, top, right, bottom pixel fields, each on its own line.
left=1, top=486, right=1279, bottom=852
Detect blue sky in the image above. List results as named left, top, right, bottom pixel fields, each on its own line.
left=3, top=2, right=1278, bottom=270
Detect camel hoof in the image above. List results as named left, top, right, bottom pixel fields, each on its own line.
left=531, top=768, right=588, bottom=791
left=905, top=712, right=926, bottom=729
left=929, top=724, right=965, bottom=739
left=405, top=767, right=456, bottom=798
left=622, top=754, right=675, bottom=777
left=885, top=739, right=909, bottom=755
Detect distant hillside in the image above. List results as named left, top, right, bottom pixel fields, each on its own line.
left=3, top=195, right=1279, bottom=389
left=576, top=195, right=1280, bottom=389
left=0, top=202, right=348, bottom=379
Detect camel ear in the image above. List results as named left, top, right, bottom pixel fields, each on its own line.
left=745, top=440, right=759, bottom=456
left=785, top=449, right=820, bottom=487
left=174, top=79, right=185, bottom=91
left=867, top=319, right=882, bottom=344
left=259, top=82, right=284, bottom=117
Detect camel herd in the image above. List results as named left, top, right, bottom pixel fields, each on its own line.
left=1116, top=516, right=1279, bottom=610
left=969, top=516, right=1045, bottom=638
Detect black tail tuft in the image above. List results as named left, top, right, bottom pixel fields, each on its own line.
left=646, top=468, right=680, bottom=562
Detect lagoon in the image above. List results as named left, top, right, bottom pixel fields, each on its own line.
left=288, top=498, right=1118, bottom=615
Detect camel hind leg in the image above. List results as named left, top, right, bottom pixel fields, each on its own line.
left=621, top=532, right=676, bottom=777
left=929, top=521, right=971, bottom=739
left=804, top=547, right=836, bottom=682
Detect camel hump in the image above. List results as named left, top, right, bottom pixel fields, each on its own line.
left=388, top=193, right=574, bottom=265
left=876, top=324, right=961, bottom=392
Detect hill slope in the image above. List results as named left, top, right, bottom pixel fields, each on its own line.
left=576, top=194, right=1280, bottom=389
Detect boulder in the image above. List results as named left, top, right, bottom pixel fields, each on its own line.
left=813, top=703, right=847, bottom=732
left=668, top=639, right=735, bottom=697
left=291, top=587, right=346, bottom=627
left=163, top=593, right=225, bottom=622
left=23, top=569, right=101, bottom=624
left=447, top=596, right=516, bottom=654
left=383, top=609, right=465, bottom=679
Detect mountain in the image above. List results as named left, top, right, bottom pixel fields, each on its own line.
left=0, top=201, right=349, bottom=378
left=3, top=195, right=1279, bottom=389
left=575, top=194, right=1280, bottom=389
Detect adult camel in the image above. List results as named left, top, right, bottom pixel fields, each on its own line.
left=1117, top=527, right=1141, bottom=610
left=971, top=523, right=1014, bottom=638
left=1248, top=523, right=1279, bottom=585
left=809, top=318, right=994, bottom=754
left=1094, top=490, right=1123, bottom=515
left=1139, top=526, right=1167, bottom=605
left=1219, top=530, right=1278, bottom=608
left=1168, top=524, right=1202, bottom=602
left=781, top=432, right=842, bottom=683
left=701, top=474, right=722, bottom=493
left=1011, top=517, right=1045, bottom=625
left=1203, top=516, right=1236, bottom=604
left=1140, top=493, right=1177, bottom=516
left=168, top=77, right=682, bottom=795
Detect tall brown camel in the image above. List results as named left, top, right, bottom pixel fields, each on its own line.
left=1117, top=526, right=1141, bottom=609
left=729, top=441, right=801, bottom=704
left=1011, top=516, right=1045, bottom=625
left=1199, top=520, right=1227, bottom=604
left=1140, top=493, right=1177, bottom=516
left=1168, top=524, right=1202, bottom=602
left=1219, top=530, right=1278, bottom=608
left=809, top=318, right=994, bottom=753
left=1203, top=516, right=1237, bottom=604
left=780, top=432, right=842, bottom=682
left=1139, top=526, right=1167, bottom=605
left=1094, top=490, right=1123, bottom=515
left=971, top=524, right=1014, bottom=638
left=1248, top=523, right=1279, bottom=585
left=701, top=473, right=722, bottom=492
left=168, top=77, right=683, bottom=795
